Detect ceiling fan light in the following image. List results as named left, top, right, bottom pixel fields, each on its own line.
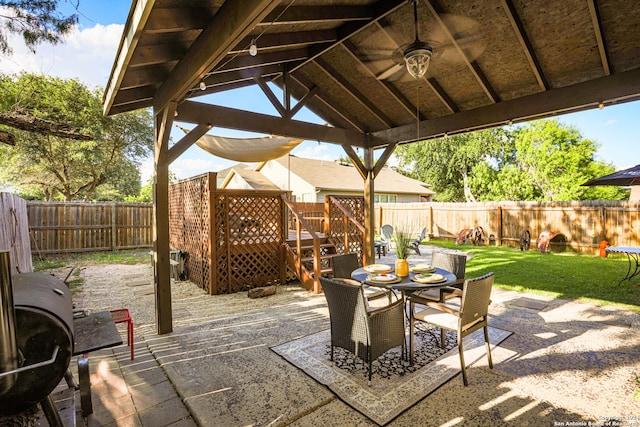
left=404, top=45, right=432, bottom=79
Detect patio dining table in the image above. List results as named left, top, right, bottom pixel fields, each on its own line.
left=351, top=264, right=457, bottom=359
left=350, top=264, right=457, bottom=294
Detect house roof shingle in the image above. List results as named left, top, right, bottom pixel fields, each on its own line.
left=270, top=155, right=434, bottom=195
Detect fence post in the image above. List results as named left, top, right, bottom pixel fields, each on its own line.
left=429, top=205, right=433, bottom=237
left=601, top=205, right=606, bottom=242
left=497, top=205, right=503, bottom=246
left=111, top=203, right=117, bottom=251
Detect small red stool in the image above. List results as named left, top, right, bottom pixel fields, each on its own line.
left=110, top=309, right=134, bottom=360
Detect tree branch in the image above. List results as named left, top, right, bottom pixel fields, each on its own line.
left=0, top=111, right=92, bottom=140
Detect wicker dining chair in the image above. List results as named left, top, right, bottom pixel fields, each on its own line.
left=330, top=253, right=392, bottom=302
left=319, top=277, right=406, bottom=381
left=408, top=251, right=467, bottom=305
left=409, top=272, right=495, bottom=385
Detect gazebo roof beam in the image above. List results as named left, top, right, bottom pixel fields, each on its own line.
left=144, top=6, right=373, bottom=34
left=152, top=0, right=280, bottom=112
left=175, top=100, right=372, bottom=148
left=373, top=68, right=640, bottom=146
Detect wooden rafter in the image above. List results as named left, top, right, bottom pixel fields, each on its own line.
left=315, top=57, right=395, bottom=128
left=212, top=48, right=309, bottom=74
left=426, top=0, right=499, bottom=104
left=201, top=64, right=283, bottom=90
left=261, top=6, right=373, bottom=25
left=586, top=0, right=611, bottom=76
left=152, top=0, right=280, bottom=112
left=341, top=39, right=417, bottom=119
left=288, top=74, right=367, bottom=132
left=289, top=0, right=407, bottom=74
left=230, top=30, right=338, bottom=54
left=500, top=0, right=548, bottom=90
left=103, top=0, right=155, bottom=116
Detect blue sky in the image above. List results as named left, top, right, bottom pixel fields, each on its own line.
left=2, top=0, right=638, bottom=181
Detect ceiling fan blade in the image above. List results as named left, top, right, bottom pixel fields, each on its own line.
left=376, top=63, right=405, bottom=80
left=357, top=49, right=397, bottom=61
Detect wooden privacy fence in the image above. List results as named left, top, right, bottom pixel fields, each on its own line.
left=0, top=193, right=32, bottom=274
left=376, top=200, right=640, bottom=253
left=169, top=173, right=288, bottom=295
left=27, top=201, right=153, bottom=254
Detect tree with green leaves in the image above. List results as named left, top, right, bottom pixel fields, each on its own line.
left=0, top=73, right=153, bottom=201
left=395, top=128, right=511, bottom=202
left=507, top=119, right=626, bottom=201
left=394, top=119, right=627, bottom=202
left=0, top=1, right=78, bottom=56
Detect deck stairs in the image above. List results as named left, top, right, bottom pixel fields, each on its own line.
left=282, top=194, right=365, bottom=293
left=285, top=234, right=337, bottom=293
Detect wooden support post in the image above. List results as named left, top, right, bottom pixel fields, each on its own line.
left=153, top=103, right=175, bottom=335
left=363, top=148, right=375, bottom=265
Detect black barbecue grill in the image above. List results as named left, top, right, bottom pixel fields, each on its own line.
left=0, top=252, right=122, bottom=425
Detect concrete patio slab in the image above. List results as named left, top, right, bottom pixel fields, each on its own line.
left=55, top=248, right=640, bottom=426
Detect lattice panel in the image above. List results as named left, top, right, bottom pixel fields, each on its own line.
left=327, top=196, right=364, bottom=257
left=169, top=173, right=214, bottom=292
left=211, top=190, right=286, bottom=295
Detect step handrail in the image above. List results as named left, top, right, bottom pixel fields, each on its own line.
left=282, top=195, right=322, bottom=291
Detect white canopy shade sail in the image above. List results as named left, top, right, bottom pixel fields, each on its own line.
left=179, top=126, right=303, bottom=162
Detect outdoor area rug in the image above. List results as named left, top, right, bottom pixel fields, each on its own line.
left=271, top=326, right=512, bottom=426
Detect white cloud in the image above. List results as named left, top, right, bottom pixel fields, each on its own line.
left=0, top=23, right=123, bottom=88
left=293, top=142, right=337, bottom=160
left=169, top=157, right=230, bottom=180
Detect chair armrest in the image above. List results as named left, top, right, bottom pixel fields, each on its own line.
left=368, top=297, right=404, bottom=315
left=424, top=300, right=460, bottom=316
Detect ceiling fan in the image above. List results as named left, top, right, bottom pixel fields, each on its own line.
left=403, top=0, right=432, bottom=79
left=359, top=0, right=485, bottom=82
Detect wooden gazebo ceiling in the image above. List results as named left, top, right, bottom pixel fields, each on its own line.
left=104, top=0, right=640, bottom=149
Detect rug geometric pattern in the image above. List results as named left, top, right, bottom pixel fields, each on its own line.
left=272, top=326, right=512, bottom=426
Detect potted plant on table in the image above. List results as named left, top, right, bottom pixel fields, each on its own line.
left=392, top=229, right=412, bottom=276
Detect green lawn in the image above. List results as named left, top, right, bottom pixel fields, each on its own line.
left=33, top=245, right=640, bottom=313
left=426, top=240, right=640, bottom=312
left=33, top=249, right=150, bottom=271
